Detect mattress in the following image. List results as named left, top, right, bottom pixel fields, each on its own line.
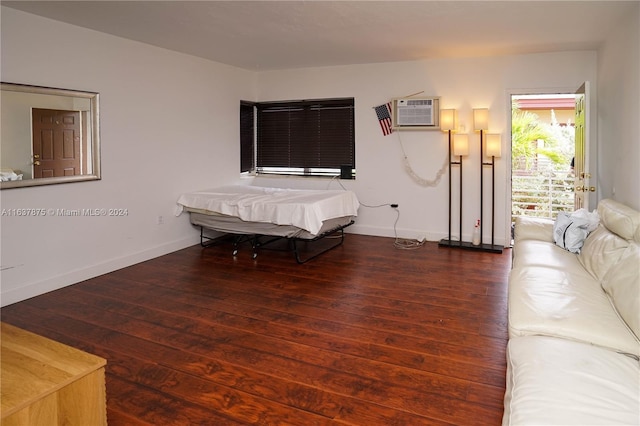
left=176, top=185, right=359, bottom=235
left=188, top=210, right=353, bottom=239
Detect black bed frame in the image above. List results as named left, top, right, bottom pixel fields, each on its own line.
left=198, top=220, right=354, bottom=264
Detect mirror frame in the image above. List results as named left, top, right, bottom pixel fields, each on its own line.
left=1, top=82, right=101, bottom=189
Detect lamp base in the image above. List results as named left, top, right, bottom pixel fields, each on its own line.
left=438, top=238, right=504, bottom=254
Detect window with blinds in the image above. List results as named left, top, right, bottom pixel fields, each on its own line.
left=240, top=98, right=355, bottom=178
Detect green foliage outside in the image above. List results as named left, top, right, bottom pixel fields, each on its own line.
left=511, top=103, right=574, bottom=171
left=512, top=103, right=575, bottom=219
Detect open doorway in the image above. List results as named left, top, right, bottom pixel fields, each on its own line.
left=511, top=93, right=576, bottom=224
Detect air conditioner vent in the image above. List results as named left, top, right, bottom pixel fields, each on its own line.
left=392, top=97, right=440, bottom=129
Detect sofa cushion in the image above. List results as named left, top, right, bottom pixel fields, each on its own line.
left=578, top=225, right=629, bottom=281
left=597, top=198, right=640, bottom=240
left=602, top=242, right=640, bottom=340
left=512, top=239, right=585, bottom=271
left=503, top=336, right=640, bottom=426
left=513, top=216, right=554, bottom=243
left=508, top=265, right=640, bottom=355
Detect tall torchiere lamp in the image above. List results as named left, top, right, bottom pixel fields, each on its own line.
left=452, top=133, right=469, bottom=246
left=473, top=108, right=489, bottom=246
left=439, top=109, right=457, bottom=246
left=439, top=128, right=469, bottom=248
left=472, top=108, right=503, bottom=253
left=484, top=133, right=504, bottom=252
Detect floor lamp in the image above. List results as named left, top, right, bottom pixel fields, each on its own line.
left=472, top=108, right=503, bottom=253
left=452, top=133, right=469, bottom=246
left=473, top=108, right=489, bottom=246
left=439, top=130, right=469, bottom=248
left=484, top=133, right=503, bottom=252
left=439, top=109, right=457, bottom=246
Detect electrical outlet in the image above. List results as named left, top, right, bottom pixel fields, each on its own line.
left=157, top=215, right=164, bottom=225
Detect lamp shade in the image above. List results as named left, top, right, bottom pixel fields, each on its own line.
left=485, top=133, right=502, bottom=157
left=440, top=109, right=457, bottom=131
left=453, top=134, right=469, bottom=156
left=473, top=108, right=489, bottom=131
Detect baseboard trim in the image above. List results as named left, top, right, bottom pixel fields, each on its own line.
left=348, top=224, right=436, bottom=241
left=1, top=236, right=199, bottom=307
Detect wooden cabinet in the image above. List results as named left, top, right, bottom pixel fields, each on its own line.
left=1, top=323, right=107, bottom=425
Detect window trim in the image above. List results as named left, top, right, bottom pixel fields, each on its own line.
left=240, top=97, right=355, bottom=178
left=240, top=101, right=256, bottom=174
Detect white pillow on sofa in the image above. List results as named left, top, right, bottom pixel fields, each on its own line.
left=553, top=212, right=591, bottom=254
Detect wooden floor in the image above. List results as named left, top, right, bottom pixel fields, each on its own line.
left=1, top=234, right=511, bottom=425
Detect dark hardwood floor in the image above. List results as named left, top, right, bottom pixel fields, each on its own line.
left=1, top=234, right=511, bottom=425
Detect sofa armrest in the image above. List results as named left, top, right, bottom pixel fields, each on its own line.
left=513, top=216, right=554, bottom=243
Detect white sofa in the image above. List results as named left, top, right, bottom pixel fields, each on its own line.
left=503, top=199, right=640, bottom=425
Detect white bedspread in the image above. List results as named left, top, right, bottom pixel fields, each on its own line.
left=176, top=185, right=359, bottom=235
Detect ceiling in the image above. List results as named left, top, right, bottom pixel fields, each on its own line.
left=2, top=1, right=636, bottom=71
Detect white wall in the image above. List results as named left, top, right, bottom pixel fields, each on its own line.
left=0, top=7, right=255, bottom=306
left=596, top=3, right=640, bottom=210
left=256, top=52, right=597, bottom=244
left=1, top=6, right=618, bottom=307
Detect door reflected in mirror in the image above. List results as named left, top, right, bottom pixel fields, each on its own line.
left=1, top=82, right=100, bottom=189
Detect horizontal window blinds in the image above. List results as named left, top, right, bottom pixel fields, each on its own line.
left=256, top=98, right=354, bottom=173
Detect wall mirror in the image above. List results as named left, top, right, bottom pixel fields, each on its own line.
left=1, top=82, right=100, bottom=189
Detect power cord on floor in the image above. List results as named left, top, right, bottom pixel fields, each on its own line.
left=358, top=201, right=425, bottom=250
left=328, top=176, right=425, bottom=250
left=389, top=207, right=426, bottom=250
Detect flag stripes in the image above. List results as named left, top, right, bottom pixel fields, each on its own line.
left=374, top=102, right=393, bottom=136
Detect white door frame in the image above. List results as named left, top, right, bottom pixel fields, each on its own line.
left=504, top=86, right=584, bottom=246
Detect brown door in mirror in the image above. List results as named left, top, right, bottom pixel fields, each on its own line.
left=32, top=109, right=82, bottom=178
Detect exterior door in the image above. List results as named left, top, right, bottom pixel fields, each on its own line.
left=32, top=109, right=81, bottom=178
left=574, top=83, right=593, bottom=210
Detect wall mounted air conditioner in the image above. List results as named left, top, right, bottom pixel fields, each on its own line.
left=392, top=97, right=440, bottom=130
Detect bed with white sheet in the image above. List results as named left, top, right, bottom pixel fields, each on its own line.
left=176, top=185, right=359, bottom=262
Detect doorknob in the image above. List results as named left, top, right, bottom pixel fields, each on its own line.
left=33, top=160, right=41, bottom=166
left=580, top=172, right=591, bottom=179
left=33, top=154, right=40, bottom=159
left=575, top=186, right=596, bottom=193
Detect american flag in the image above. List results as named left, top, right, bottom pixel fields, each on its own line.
left=374, top=102, right=393, bottom=136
